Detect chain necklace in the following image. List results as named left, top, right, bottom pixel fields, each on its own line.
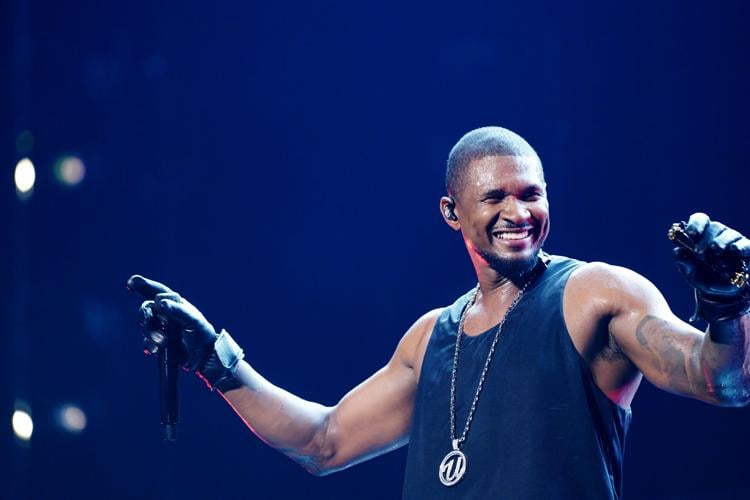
left=438, top=280, right=530, bottom=487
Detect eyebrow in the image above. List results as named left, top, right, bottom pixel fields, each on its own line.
left=479, top=185, right=544, bottom=200
left=480, top=188, right=508, bottom=199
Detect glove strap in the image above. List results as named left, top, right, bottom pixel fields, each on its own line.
left=197, top=330, right=245, bottom=392
left=693, top=290, right=750, bottom=324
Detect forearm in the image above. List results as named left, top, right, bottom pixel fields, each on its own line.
left=699, top=313, right=750, bottom=406
left=127, top=279, right=340, bottom=473
left=219, top=360, right=335, bottom=474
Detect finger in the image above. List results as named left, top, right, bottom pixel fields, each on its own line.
left=138, top=302, right=167, bottom=337
left=139, top=300, right=169, bottom=328
left=684, top=212, right=710, bottom=239
left=146, top=328, right=167, bottom=345
left=728, top=237, right=750, bottom=258
left=143, top=337, right=161, bottom=356
left=153, top=292, right=182, bottom=315
left=695, top=221, right=727, bottom=254
left=673, top=247, right=697, bottom=276
left=710, top=228, right=743, bottom=255
left=156, top=298, right=199, bottom=327
left=127, top=275, right=174, bottom=300
left=138, top=300, right=155, bottom=328
left=155, top=292, right=182, bottom=303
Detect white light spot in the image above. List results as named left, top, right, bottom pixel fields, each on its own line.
left=56, top=404, right=87, bottom=433
left=14, top=157, right=36, bottom=194
left=54, top=156, right=86, bottom=186
left=12, top=409, right=33, bottom=441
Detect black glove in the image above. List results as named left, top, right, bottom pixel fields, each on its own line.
left=673, top=212, right=750, bottom=323
left=127, top=275, right=244, bottom=391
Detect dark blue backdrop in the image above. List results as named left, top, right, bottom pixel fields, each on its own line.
left=3, top=1, right=749, bottom=499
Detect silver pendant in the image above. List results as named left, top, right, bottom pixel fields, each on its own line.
left=439, top=440, right=467, bottom=486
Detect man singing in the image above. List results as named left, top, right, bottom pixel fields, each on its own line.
left=128, top=126, right=750, bottom=499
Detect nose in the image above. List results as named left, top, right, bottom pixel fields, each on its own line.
left=501, top=197, right=531, bottom=223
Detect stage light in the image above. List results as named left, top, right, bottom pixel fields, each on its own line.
left=55, top=404, right=87, bottom=433
left=54, top=155, right=86, bottom=186
left=12, top=409, right=33, bottom=441
left=14, top=157, right=36, bottom=196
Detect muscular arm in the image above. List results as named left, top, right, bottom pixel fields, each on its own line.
left=586, top=263, right=750, bottom=406
left=219, top=309, right=441, bottom=475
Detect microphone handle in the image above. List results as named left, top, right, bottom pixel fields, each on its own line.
left=159, top=321, right=180, bottom=441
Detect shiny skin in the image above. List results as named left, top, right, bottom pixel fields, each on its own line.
left=440, top=155, right=550, bottom=285
left=130, top=154, right=750, bottom=478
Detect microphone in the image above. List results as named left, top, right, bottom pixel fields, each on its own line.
left=667, top=221, right=748, bottom=288
left=157, top=316, right=180, bottom=441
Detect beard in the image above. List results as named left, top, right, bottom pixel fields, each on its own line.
left=477, top=249, right=541, bottom=285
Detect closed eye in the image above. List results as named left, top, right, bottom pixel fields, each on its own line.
left=480, top=187, right=544, bottom=203
left=480, top=189, right=507, bottom=203
left=521, top=188, right=544, bottom=201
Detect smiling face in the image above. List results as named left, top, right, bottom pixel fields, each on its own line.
left=443, top=154, right=550, bottom=283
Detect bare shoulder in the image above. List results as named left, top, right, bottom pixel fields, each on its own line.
left=395, top=308, right=445, bottom=376
left=566, top=261, right=670, bottom=317
left=569, top=260, right=652, bottom=289
left=564, top=261, right=677, bottom=406
left=563, top=260, right=673, bottom=364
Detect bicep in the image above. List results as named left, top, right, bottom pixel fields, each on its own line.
left=323, top=359, right=416, bottom=472
left=605, top=267, right=710, bottom=401
left=321, top=309, right=440, bottom=472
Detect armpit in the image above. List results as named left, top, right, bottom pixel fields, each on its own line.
left=599, top=332, right=627, bottom=362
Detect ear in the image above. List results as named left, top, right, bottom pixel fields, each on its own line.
left=440, top=196, right=461, bottom=230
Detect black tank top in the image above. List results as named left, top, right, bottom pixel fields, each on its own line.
left=402, top=256, right=631, bottom=499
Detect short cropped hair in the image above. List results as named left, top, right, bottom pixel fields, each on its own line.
left=445, top=126, right=543, bottom=197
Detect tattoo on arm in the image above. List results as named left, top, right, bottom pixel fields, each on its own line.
left=635, top=315, right=695, bottom=392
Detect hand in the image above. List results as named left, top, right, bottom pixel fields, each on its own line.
left=673, top=213, right=750, bottom=322
left=127, top=275, right=218, bottom=371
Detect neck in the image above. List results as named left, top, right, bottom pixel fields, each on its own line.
left=470, top=254, right=543, bottom=304
left=476, top=276, right=520, bottom=310
left=470, top=264, right=522, bottom=310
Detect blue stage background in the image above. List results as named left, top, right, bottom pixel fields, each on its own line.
left=3, top=1, right=749, bottom=498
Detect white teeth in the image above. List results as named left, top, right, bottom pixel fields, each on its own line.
left=493, top=230, right=530, bottom=240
